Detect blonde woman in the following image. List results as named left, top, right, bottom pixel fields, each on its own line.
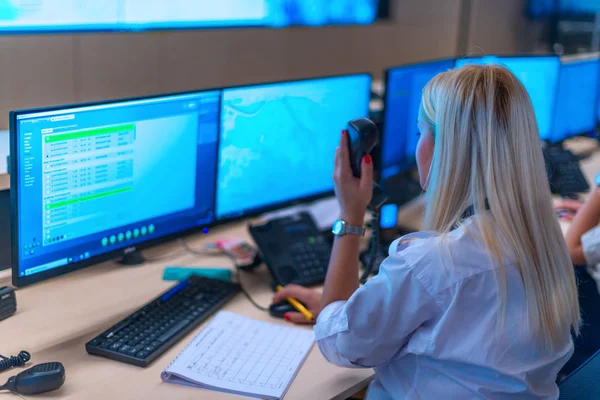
left=273, top=65, right=580, bottom=398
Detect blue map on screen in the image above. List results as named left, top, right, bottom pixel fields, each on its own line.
left=217, top=75, right=371, bottom=218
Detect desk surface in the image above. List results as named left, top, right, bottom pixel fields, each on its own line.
left=0, top=222, right=377, bottom=399
left=0, top=137, right=597, bottom=399
left=0, top=196, right=423, bottom=400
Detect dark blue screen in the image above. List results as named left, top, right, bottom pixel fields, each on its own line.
left=382, top=59, right=455, bottom=178
left=552, top=58, right=600, bottom=143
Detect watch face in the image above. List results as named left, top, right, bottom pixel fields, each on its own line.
left=332, top=220, right=344, bottom=235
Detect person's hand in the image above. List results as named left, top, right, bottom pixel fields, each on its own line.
left=333, top=131, right=374, bottom=226
left=272, top=284, right=322, bottom=324
left=556, top=199, right=583, bottom=221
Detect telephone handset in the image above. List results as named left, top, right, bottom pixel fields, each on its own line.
left=345, top=118, right=388, bottom=209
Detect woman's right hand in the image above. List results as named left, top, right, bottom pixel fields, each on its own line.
left=556, top=199, right=583, bottom=221
left=272, top=284, right=322, bottom=324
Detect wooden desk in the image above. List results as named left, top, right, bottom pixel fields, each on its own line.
left=0, top=220, right=375, bottom=399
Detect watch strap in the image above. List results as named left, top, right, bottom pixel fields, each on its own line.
left=344, top=222, right=365, bottom=236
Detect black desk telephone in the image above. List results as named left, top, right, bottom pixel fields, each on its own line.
left=250, top=118, right=388, bottom=286
left=249, top=212, right=331, bottom=286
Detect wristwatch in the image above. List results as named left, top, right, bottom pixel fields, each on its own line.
left=332, top=219, right=365, bottom=237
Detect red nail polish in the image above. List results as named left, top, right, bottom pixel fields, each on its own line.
left=364, top=155, right=372, bottom=164
left=284, top=314, right=290, bottom=321
left=341, top=129, right=347, bottom=136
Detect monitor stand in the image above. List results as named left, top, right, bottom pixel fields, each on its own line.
left=117, top=251, right=146, bottom=266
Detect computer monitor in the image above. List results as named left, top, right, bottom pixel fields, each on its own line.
left=216, top=74, right=372, bottom=220
left=381, top=58, right=455, bottom=179
left=11, top=90, right=221, bottom=287
left=455, top=55, right=561, bottom=141
left=551, top=57, right=600, bottom=143
left=559, top=0, right=600, bottom=14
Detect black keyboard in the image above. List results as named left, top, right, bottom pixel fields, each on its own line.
left=552, top=161, right=590, bottom=196
left=86, top=276, right=240, bottom=367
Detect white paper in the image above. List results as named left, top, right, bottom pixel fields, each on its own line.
left=263, top=196, right=339, bottom=231
left=162, top=311, right=315, bottom=400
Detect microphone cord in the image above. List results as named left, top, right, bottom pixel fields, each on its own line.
left=0, top=351, right=30, bottom=373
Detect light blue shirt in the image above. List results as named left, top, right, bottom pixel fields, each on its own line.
left=315, top=218, right=573, bottom=399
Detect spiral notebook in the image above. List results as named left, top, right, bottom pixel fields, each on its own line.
left=161, top=311, right=315, bottom=400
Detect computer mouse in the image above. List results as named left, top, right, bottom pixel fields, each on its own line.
left=269, top=301, right=296, bottom=319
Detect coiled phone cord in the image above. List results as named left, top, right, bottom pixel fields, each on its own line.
left=0, top=351, right=31, bottom=373
left=360, top=209, right=380, bottom=284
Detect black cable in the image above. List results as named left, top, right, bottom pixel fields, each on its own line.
left=179, top=238, right=223, bottom=257
left=0, top=351, right=30, bottom=373
left=145, top=238, right=222, bottom=263
left=144, top=248, right=188, bottom=262
left=360, top=210, right=380, bottom=284
left=180, top=237, right=269, bottom=312
left=235, top=265, right=269, bottom=312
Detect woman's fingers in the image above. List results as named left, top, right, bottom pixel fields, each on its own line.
left=338, top=130, right=351, bottom=178
left=272, top=284, right=314, bottom=305
left=359, top=155, right=374, bottom=195
left=284, top=312, right=315, bottom=324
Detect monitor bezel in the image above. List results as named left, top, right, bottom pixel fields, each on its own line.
left=10, top=88, right=226, bottom=287
left=213, top=72, right=373, bottom=224
left=381, top=58, right=456, bottom=178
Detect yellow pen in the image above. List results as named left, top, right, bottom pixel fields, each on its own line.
left=276, top=285, right=314, bottom=321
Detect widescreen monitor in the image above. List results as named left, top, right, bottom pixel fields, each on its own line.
left=11, top=90, right=220, bottom=286
left=0, top=0, right=383, bottom=32
left=216, top=74, right=372, bottom=220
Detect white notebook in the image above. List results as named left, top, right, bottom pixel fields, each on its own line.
left=161, top=311, right=315, bottom=400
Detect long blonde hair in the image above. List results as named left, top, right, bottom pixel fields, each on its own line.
left=420, top=64, right=580, bottom=350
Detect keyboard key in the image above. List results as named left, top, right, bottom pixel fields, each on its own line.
left=118, top=344, right=131, bottom=354
left=110, top=342, right=124, bottom=351
left=127, top=346, right=141, bottom=356
left=136, top=351, right=149, bottom=359
left=158, top=319, right=191, bottom=343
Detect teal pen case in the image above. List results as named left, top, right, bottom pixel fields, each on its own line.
left=163, top=267, right=232, bottom=282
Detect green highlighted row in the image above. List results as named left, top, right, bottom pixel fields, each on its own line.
left=46, top=187, right=132, bottom=210
left=45, top=124, right=135, bottom=143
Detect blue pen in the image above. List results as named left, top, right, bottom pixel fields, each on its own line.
left=161, top=279, right=190, bottom=302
